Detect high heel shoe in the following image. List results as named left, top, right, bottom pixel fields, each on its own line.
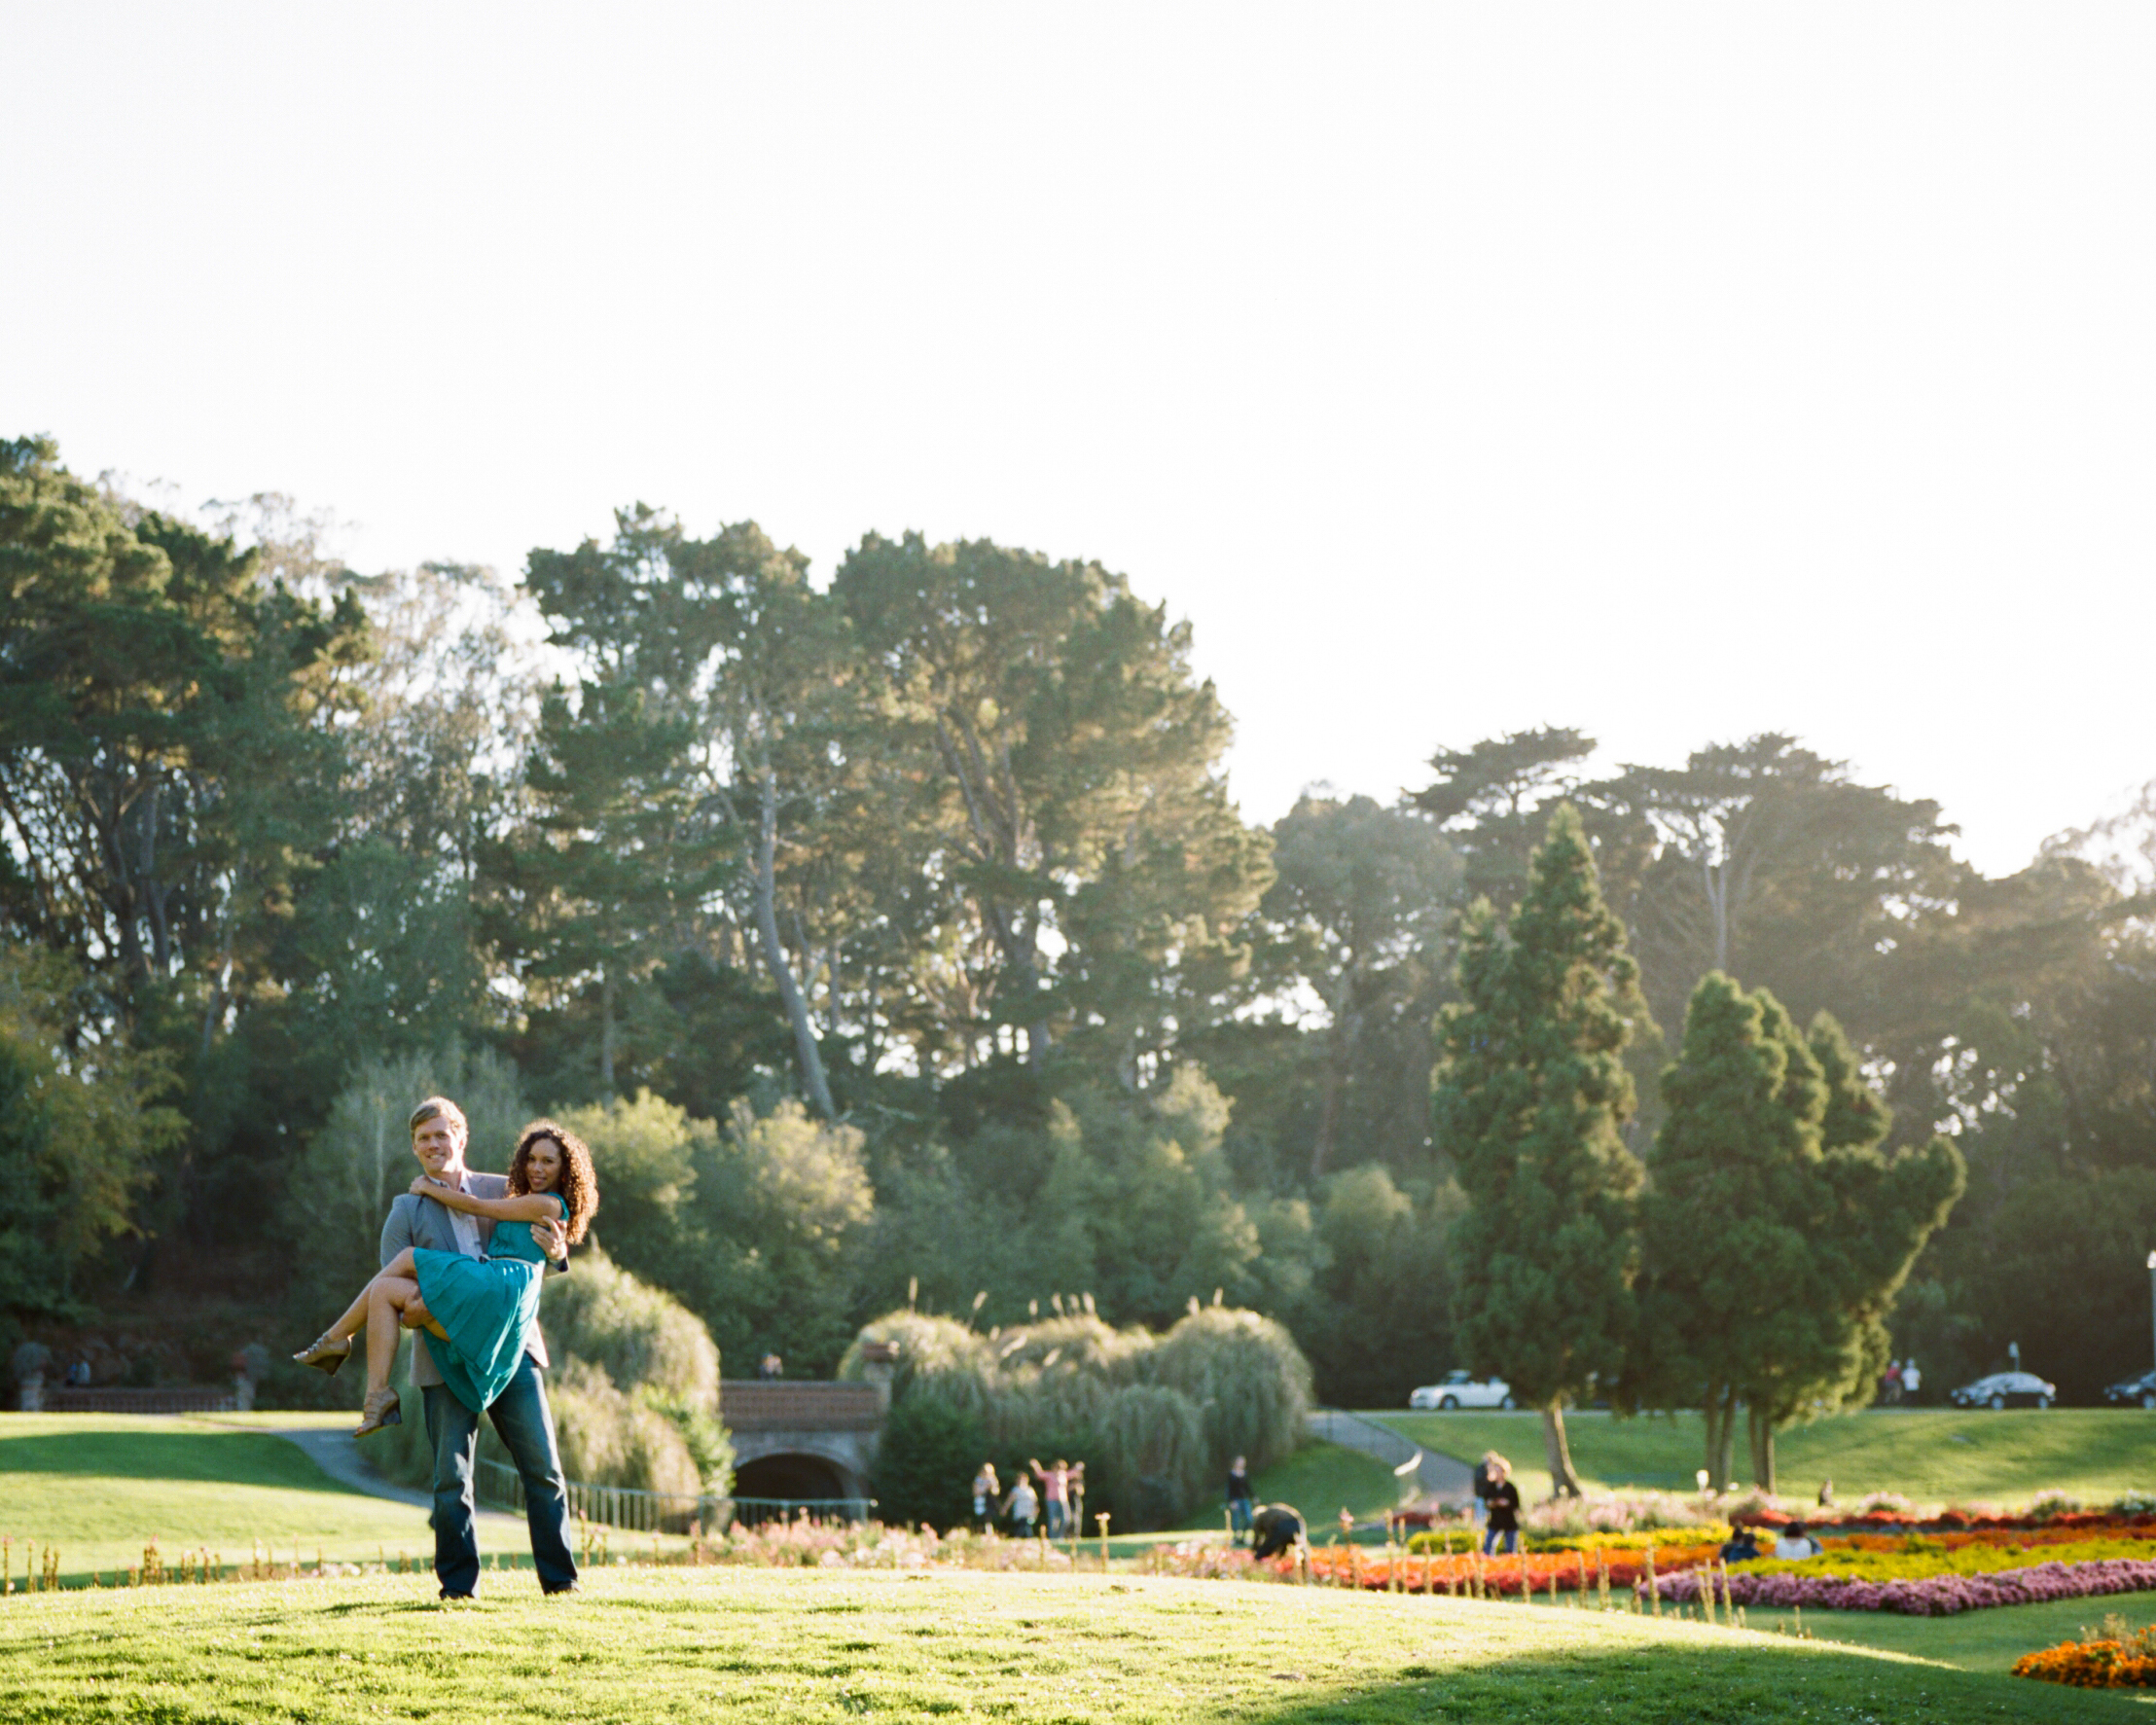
left=353, top=1386, right=403, bottom=1438
left=293, top=1333, right=353, bottom=1377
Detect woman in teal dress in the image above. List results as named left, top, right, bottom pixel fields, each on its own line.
left=294, top=1123, right=599, bottom=1437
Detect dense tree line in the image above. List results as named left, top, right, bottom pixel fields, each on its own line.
left=4, top=433, right=2155, bottom=1424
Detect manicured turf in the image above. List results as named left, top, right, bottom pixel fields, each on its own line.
left=1253, top=1442, right=1403, bottom=1526
left=0, top=1565, right=2133, bottom=1724
left=1375, top=1408, right=2156, bottom=1508
left=1743, top=1595, right=2156, bottom=1676
left=0, top=1415, right=469, bottom=1583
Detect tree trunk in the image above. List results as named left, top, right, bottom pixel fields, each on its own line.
left=1747, top=1404, right=1776, bottom=1493
left=1702, top=1384, right=1732, bottom=1492
left=1541, top=1405, right=1583, bottom=1498
left=1702, top=1391, right=1721, bottom=1491
left=1717, top=1394, right=1739, bottom=1493
left=755, top=769, right=837, bottom=1120
left=599, top=969, right=617, bottom=1094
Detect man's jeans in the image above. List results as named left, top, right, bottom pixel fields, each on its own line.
left=423, top=1354, right=578, bottom=1596
left=1483, top=1527, right=1518, bottom=1557
left=1229, top=1496, right=1253, bottom=1541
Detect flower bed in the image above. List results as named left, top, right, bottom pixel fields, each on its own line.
left=2013, top=1617, right=2156, bottom=1688
left=1648, top=1557, right=2156, bottom=1616
left=2014, top=1640, right=2156, bottom=1687
left=1308, top=1542, right=1722, bottom=1595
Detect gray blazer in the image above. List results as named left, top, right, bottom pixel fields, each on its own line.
left=379, top=1172, right=559, bottom=1389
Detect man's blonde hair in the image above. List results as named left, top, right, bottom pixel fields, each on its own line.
left=409, top=1096, right=469, bottom=1140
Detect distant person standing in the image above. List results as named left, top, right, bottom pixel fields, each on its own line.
left=1067, top=1460, right=1087, bottom=1539
left=972, top=1462, right=1000, bottom=1532
left=1481, top=1455, right=1521, bottom=1557
left=1029, top=1457, right=1070, bottom=1539
left=1004, top=1473, right=1039, bottom=1538
left=1227, top=1455, right=1254, bottom=1544
left=1881, top=1359, right=1902, bottom=1404
left=757, top=1351, right=783, bottom=1381
left=1471, top=1451, right=1500, bottom=1533
left=1899, top=1359, right=1921, bottom=1404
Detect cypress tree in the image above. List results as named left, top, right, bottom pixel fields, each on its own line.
left=1638, top=978, right=1964, bottom=1491
left=1635, top=973, right=1823, bottom=1490
left=1740, top=1011, right=1962, bottom=1490
left=1436, top=805, right=1650, bottom=1496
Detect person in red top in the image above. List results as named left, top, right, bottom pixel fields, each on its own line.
left=1029, top=1457, right=1070, bottom=1539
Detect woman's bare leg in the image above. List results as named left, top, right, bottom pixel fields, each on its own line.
left=364, top=1276, right=422, bottom=1394
left=322, top=1248, right=421, bottom=1343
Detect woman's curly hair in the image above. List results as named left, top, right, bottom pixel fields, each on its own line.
left=508, top=1119, right=598, bottom=1244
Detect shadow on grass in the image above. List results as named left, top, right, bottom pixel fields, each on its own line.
left=1239, top=1630, right=2132, bottom=1724
left=0, top=1427, right=347, bottom=1493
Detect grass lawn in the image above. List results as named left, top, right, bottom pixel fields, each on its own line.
left=1, top=1565, right=2136, bottom=1724
left=1091, top=1445, right=1401, bottom=1557
left=1374, top=1408, right=2156, bottom=1508
left=1743, top=1595, right=2156, bottom=1677
left=0, top=1414, right=504, bottom=1584
left=1253, top=1442, right=1402, bottom=1525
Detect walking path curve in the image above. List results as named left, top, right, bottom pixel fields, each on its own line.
left=244, top=1421, right=529, bottom=1535
left=1306, top=1409, right=1476, bottom=1507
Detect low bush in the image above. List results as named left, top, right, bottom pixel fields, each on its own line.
left=870, top=1397, right=988, bottom=1532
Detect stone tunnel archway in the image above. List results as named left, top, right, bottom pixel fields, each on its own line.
left=735, top=1451, right=851, bottom=1503
left=723, top=1380, right=884, bottom=1523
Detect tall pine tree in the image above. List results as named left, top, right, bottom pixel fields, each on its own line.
left=1436, top=804, right=1650, bottom=1496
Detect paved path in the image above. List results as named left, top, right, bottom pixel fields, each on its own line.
left=1307, top=1409, right=1477, bottom=1507
left=252, top=1422, right=529, bottom=1534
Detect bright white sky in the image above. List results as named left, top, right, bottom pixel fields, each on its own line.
left=6, top=6, right=2152, bottom=877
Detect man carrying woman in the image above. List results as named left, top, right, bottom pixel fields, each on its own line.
left=294, top=1097, right=596, bottom=1599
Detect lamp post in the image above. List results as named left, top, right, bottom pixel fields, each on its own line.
left=2146, top=1251, right=2156, bottom=1373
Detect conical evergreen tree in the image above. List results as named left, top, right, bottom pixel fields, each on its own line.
left=1635, top=973, right=1826, bottom=1490
left=1739, top=1011, right=1962, bottom=1489
left=1637, top=980, right=1964, bottom=1491
left=1436, top=804, right=1651, bottom=1496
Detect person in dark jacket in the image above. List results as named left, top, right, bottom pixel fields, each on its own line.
left=1227, top=1455, right=1254, bottom=1544
left=1248, top=1503, right=1308, bottom=1562
left=1481, top=1456, right=1521, bottom=1556
left=1719, top=1527, right=1762, bottom=1564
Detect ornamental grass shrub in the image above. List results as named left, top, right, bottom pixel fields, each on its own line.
left=840, top=1312, right=997, bottom=1424
left=548, top=1356, right=702, bottom=1497
left=843, top=1299, right=1312, bottom=1529
left=542, top=1248, right=720, bottom=1415
left=1143, top=1306, right=1312, bottom=1474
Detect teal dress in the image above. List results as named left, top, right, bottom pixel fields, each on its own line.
left=412, top=1194, right=565, bottom=1416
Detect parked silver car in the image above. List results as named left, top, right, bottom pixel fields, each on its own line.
left=1410, top=1370, right=1515, bottom=1411
left=1948, top=1370, right=2056, bottom=1410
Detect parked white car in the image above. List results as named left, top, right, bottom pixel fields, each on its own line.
left=1410, top=1370, right=1516, bottom=1411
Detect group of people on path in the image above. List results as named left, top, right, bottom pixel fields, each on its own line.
left=1881, top=1358, right=1922, bottom=1403
left=291, top=1096, right=603, bottom=1600
left=971, top=1457, right=1088, bottom=1538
